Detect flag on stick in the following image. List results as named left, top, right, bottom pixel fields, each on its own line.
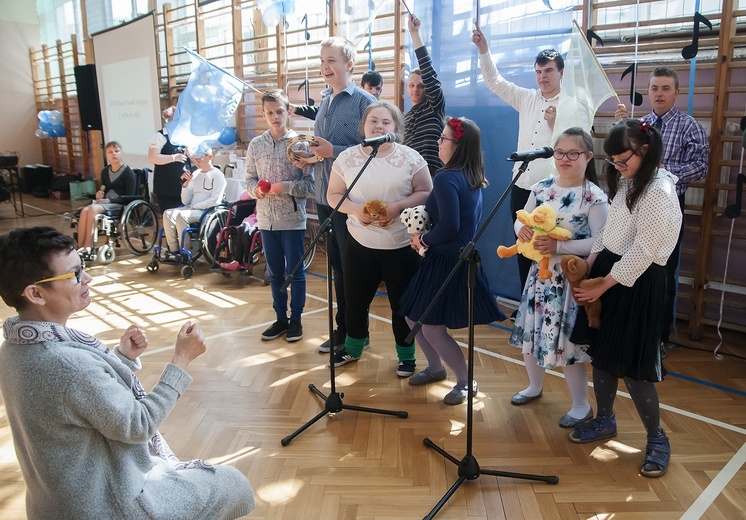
left=166, top=48, right=245, bottom=153
left=552, top=21, right=618, bottom=143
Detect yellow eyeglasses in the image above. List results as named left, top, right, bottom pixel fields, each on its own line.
left=34, top=265, right=85, bottom=285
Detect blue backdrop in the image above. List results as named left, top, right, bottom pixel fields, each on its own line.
left=404, top=0, right=574, bottom=301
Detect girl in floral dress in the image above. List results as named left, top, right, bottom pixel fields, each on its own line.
left=508, top=127, right=608, bottom=428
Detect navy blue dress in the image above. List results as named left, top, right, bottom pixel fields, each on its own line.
left=399, top=169, right=505, bottom=329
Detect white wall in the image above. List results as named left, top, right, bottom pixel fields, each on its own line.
left=0, top=1, right=42, bottom=166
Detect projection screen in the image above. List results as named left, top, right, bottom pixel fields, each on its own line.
left=91, top=12, right=161, bottom=170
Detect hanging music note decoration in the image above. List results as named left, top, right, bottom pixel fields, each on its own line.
left=682, top=12, right=713, bottom=60
left=621, top=63, right=644, bottom=107
left=586, top=29, right=603, bottom=47
left=298, top=14, right=314, bottom=106
left=365, top=25, right=375, bottom=71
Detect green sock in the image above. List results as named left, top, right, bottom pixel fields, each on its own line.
left=344, top=335, right=368, bottom=358
left=396, top=344, right=415, bottom=362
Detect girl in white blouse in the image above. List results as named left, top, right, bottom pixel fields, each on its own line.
left=568, top=119, right=682, bottom=479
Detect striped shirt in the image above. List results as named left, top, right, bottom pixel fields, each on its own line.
left=313, top=81, right=376, bottom=205
left=404, top=46, right=446, bottom=175
left=640, top=108, right=709, bottom=195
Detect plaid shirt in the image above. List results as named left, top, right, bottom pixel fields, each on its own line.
left=641, top=107, right=709, bottom=195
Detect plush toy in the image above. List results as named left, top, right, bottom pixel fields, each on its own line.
left=399, top=205, right=431, bottom=256
left=497, top=205, right=572, bottom=280
left=561, top=255, right=604, bottom=329
left=362, top=199, right=389, bottom=227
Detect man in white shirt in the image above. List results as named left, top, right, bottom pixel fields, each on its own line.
left=472, top=23, right=563, bottom=317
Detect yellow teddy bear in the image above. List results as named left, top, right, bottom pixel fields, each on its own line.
left=497, top=205, right=572, bottom=280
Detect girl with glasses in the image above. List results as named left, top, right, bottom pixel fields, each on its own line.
left=398, top=117, right=505, bottom=404
left=568, top=119, right=682, bottom=478
left=508, top=127, right=608, bottom=427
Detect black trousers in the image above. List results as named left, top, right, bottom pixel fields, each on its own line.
left=510, top=184, right=532, bottom=295
left=661, top=193, right=686, bottom=343
left=343, top=236, right=420, bottom=347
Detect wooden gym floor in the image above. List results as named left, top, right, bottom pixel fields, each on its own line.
left=0, top=197, right=744, bottom=519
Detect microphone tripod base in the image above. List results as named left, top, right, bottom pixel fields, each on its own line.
left=280, top=384, right=408, bottom=446
left=421, top=437, right=558, bottom=519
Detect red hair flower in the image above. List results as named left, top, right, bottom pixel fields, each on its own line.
left=448, top=118, right=464, bottom=140
left=639, top=121, right=651, bottom=133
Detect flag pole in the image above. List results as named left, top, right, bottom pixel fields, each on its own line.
left=573, top=20, right=620, bottom=104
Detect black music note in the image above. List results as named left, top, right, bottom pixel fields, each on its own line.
left=682, top=12, right=713, bottom=60
left=725, top=173, right=745, bottom=219
left=301, top=14, right=310, bottom=41
left=587, top=29, right=603, bottom=47
left=621, top=64, right=643, bottom=106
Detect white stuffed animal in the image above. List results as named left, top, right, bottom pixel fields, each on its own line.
left=400, top=205, right=432, bottom=256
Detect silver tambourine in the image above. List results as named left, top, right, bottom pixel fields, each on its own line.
left=286, top=134, right=322, bottom=163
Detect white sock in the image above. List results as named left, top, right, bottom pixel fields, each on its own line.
left=563, top=362, right=591, bottom=419
left=519, top=353, right=545, bottom=397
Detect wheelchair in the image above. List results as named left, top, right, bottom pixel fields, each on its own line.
left=69, top=168, right=159, bottom=264
left=208, top=197, right=318, bottom=281
left=146, top=202, right=226, bottom=279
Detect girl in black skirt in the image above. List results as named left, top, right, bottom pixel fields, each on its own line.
left=569, top=119, right=682, bottom=478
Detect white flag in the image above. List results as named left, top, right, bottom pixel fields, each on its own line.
left=552, top=21, right=617, bottom=142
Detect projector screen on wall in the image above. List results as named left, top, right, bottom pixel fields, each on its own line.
left=92, top=12, right=161, bottom=170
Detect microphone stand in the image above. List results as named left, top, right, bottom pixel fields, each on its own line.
left=280, top=142, right=408, bottom=447
left=407, top=159, right=558, bottom=519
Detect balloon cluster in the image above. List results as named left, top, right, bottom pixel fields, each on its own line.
left=36, top=110, right=66, bottom=139
left=258, top=0, right=296, bottom=28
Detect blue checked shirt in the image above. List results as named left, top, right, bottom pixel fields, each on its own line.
left=641, top=107, right=709, bottom=195
left=313, top=81, right=376, bottom=205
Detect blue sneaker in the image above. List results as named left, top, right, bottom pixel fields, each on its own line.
left=568, top=414, right=617, bottom=444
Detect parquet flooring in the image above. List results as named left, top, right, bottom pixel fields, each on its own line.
left=0, top=198, right=744, bottom=519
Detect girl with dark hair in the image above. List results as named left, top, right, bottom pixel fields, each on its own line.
left=398, top=117, right=505, bottom=405
left=569, top=119, right=682, bottom=478
left=509, top=128, right=608, bottom=428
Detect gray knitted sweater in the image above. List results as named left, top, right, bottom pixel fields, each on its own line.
left=0, top=337, right=253, bottom=519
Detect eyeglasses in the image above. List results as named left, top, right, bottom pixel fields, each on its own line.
left=34, top=264, right=85, bottom=286
left=438, top=134, right=457, bottom=144
left=604, top=150, right=637, bottom=169
left=553, top=150, right=584, bottom=161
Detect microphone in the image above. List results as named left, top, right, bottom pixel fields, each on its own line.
left=508, top=146, right=554, bottom=162
left=361, top=132, right=397, bottom=148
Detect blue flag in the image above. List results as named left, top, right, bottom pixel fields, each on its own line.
left=166, top=48, right=244, bottom=154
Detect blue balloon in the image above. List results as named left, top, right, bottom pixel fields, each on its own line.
left=39, top=121, right=55, bottom=133
left=218, top=126, right=237, bottom=145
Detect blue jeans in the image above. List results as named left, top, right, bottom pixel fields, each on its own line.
left=316, top=203, right=349, bottom=333
left=262, top=229, right=306, bottom=322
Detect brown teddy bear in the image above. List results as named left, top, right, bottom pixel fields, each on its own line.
left=497, top=205, right=572, bottom=280
left=561, top=255, right=604, bottom=329
left=362, top=199, right=389, bottom=227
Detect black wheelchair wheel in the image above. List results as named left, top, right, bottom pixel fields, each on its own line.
left=121, top=200, right=159, bottom=255
left=200, top=206, right=229, bottom=266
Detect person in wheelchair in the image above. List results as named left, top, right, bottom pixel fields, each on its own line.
left=162, top=147, right=226, bottom=261
left=76, top=141, right=137, bottom=257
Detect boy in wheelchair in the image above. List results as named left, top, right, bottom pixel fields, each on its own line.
left=76, top=141, right=136, bottom=259
left=161, top=147, right=226, bottom=262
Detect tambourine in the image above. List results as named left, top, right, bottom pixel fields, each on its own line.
left=286, top=134, right=322, bottom=163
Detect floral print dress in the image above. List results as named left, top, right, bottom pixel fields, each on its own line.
left=508, top=177, right=608, bottom=368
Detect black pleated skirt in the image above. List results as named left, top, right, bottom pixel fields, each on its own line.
left=570, top=249, right=666, bottom=381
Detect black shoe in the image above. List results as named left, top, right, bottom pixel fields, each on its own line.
left=286, top=320, right=303, bottom=342
left=261, top=320, right=288, bottom=340
left=396, top=359, right=416, bottom=377
left=330, top=346, right=360, bottom=367
left=318, top=328, right=346, bottom=353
